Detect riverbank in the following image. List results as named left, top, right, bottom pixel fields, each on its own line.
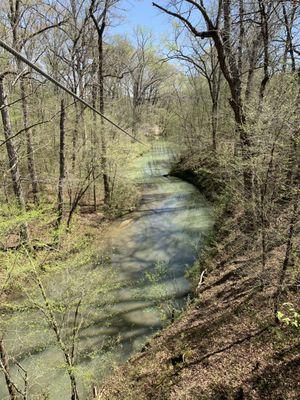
left=0, top=195, right=140, bottom=308
left=0, top=139, right=144, bottom=306
left=1, top=141, right=215, bottom=399
left=98, top=154, right=300, bottom=399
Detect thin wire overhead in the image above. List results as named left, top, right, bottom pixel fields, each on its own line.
left=0, top=38, right=146, bottom=146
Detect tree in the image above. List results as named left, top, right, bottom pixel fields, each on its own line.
left=0, top=72, right=28, bottom=242
left=56, top=98, right=66, bottom=230
left=6, top=0, right=66, bottom=204
left=89, top=0, right=114, bottom=206
left=168, top=33, right=221, bottom=151
left=153, top=0, right=282, bottom=202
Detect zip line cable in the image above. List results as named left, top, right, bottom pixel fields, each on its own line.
left=0, top=38, right=146, bottom=146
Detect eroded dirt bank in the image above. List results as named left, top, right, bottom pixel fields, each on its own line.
left=98, top=157, right=300, bottom=400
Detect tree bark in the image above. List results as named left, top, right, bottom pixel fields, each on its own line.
left=0, top=76, right=28, bottom=242
left=153, top=0, right=253, bottom=199
left=19, top=75, right=39, bottom=204
left=72, top=101, right=80, bottom=170
left=258, top=0, right=270, bottom=103
left=92, top=69, right=98, bottom=212
left=210, top=62, right=221, bottom=152
left=56, top=98, right=66, bottom=229
left=10, top=0, right=39, bottom=204
left=282, top=3, right=296, bottom=73
left=90, top=0, right=111, bottom=206
left=211, top=99, right=218, bottom=152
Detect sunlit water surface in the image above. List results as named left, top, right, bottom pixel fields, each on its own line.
left=0, top=142, right=212, bottom=399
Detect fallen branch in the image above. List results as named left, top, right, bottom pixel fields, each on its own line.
left=196, top=269, right=207, bottom=293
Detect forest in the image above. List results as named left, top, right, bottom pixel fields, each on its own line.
left=0, top=0, right=299, bottom=399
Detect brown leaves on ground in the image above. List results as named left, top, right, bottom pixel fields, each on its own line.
left=99, top=231, right=300, bottom=400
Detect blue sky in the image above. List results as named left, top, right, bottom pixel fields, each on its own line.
left=111, top=0, right=172, bottom=41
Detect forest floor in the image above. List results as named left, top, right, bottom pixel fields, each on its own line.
left=98, top=162, right=300, bottom=400
left=0, top=210, right=110, bottom=304
left=0, top=146, right=144, bottom=304
left=0, top=184, right=142, bottom=306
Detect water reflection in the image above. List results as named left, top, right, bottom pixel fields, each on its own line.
left=0, top=142, right=212, bottom=399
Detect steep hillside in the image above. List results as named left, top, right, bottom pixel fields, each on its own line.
left=99, top=160, right=300, bottom=400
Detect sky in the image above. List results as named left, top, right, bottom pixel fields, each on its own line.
left=110, top=0, right=172, bottom=42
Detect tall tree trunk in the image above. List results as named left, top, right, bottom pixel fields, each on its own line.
left=258, top=0, right=270, bottom=103
left=19, top=75, right=39, bottom=204
left=56, top=99, right=66, bottom=229
left=92, top=74, right=98, bottom=212
left=282, top=3, right=296, bottom=73
left=222, top=0, right=253, bottom=199
left=211, top=99, right=218, bottom=152
left=98, top=37, right=110, bottom=206
left=90, top=0, right=110, bottom=206
left=210, top=64, right=221, bottom=153
left=238, top=0, right=244, bottom=74
left=0, top=76, right=28, bottom=242
left=72, top=101, right=80, bottom=170
left=245, top=33, right=260, bottom=101
left=11, top=0, right=39, bottom=205
left=132, top=79, right=140, bottom=135
left=154, top=0, right=254, bottom=195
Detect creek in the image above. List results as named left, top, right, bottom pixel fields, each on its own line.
left=0, top=141, right=212, bottom=399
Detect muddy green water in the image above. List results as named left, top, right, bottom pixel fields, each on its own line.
left=0, top=142, right=212, bottom=399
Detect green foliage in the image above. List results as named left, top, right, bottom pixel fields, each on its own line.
left=0, top=201, right=54, bottom=244
left=0, top=248, right=122, bottom=399
left=277, top=303, right=300, bottom=329
left=107, top=179, right=139, bottom=217
left=137, top=260, right=181, bottom=322
left=144, top=260, right=168, bottom=286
